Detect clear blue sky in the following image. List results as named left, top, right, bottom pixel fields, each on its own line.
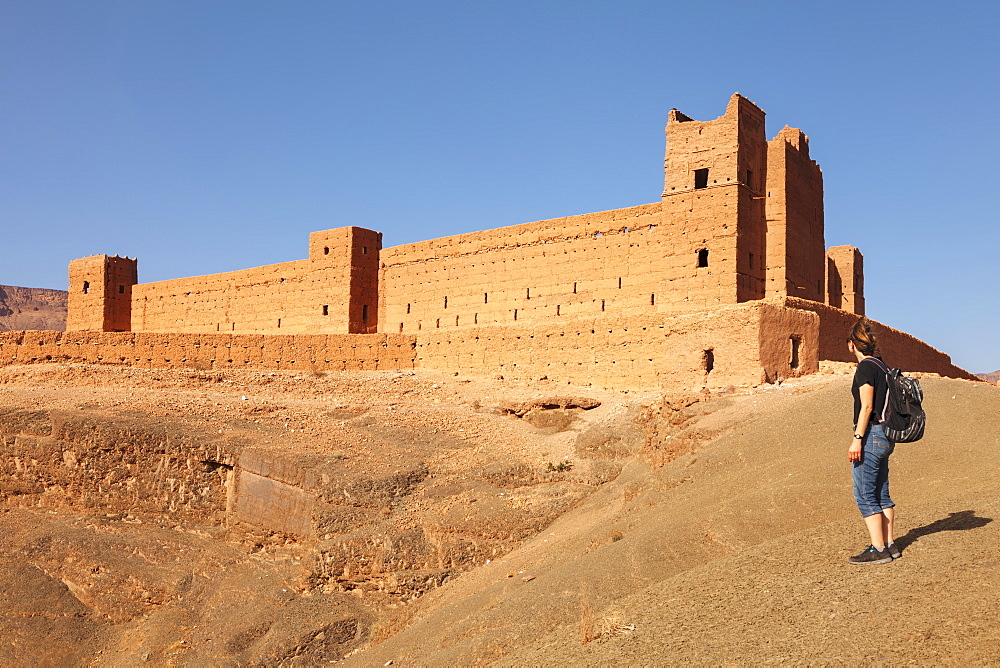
left=2, top=1, right=997, bottom=371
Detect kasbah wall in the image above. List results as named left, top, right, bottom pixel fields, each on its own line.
left=0, top=94, right=975, bottom=392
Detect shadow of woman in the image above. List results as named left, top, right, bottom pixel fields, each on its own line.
left=897, top=510, right=993, bottom=550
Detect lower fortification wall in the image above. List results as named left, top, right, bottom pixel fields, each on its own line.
left=0, top=299, right=974, bottom=388
left=415, top=302, right=821, bottom=392
left=0, top=331, right=416, bottom=372
left=784, top=298, right=976, bottom=380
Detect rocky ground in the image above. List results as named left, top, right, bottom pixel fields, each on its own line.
left=1, top=361, right=998, bottom=665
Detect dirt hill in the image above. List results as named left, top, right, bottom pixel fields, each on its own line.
left=0, top=363, right=998, bottom=664
left=0, top=285, right=67, bottom=331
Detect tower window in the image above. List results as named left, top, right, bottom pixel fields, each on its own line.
left=362, top=305, right=369, bottom=322
left=746, top=170, right=754, bottom=189
left=749, top=253, right=755, bottom=270
left=322, top=305, right=329, bottom=316
left=118, top=284, right=125, bottom=294
left=443, top=296, right=448, bottom=309
left=323, top=246, right=330, bottom=255
left=406, top=303, right=411, bottom=314
left=82, top=281, right=90, bottom=294
left=697, top=249, right=709, bottom=268
left=694, top=168, right=709, bottom=190
left=790, top=336, right=801, bottom=369
left=362, top=246, right=368, bottom=254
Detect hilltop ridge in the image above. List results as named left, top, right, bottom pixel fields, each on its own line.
left=0, top=284, right=66, bottom=332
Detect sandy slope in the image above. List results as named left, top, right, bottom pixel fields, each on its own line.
left=1, top=363, right=997, bottom=665
left=352, top=376, right=1000, bottom=665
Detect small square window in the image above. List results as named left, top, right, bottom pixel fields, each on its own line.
left=694, top=168, right=709, bottom=190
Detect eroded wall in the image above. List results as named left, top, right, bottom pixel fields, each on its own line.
left=784, top=297, right=974, bottom=379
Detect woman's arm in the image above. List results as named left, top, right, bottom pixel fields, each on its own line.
left=849, top=383, right=875, bottom=462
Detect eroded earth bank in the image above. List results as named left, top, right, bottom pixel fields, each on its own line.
left=2, top=363, right=999, bottom=665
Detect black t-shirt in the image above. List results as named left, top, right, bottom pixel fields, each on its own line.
left=852, top=357, right=889, bottom=427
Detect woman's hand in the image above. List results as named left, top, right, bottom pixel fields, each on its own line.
left=849, top=438, right=862, bottom=462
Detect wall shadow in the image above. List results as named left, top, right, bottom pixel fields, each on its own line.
left=897, top=510, right=992, bottom=550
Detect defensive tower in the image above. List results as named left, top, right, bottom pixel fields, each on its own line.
left=66, top=255, right=138, bottom=332
left=660, top=93, right=768, bottom=309
left=308, top=226, right=381, bottom=334
left=766, top=126, right=825, bottom=302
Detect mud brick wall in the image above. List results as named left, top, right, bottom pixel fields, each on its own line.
left=0, top=408, right=235, bottom=518
left=658, top=300, right=819, bottom=392
left=415, top=302, right=821, bottom=393
left=415, top=315, right=668, bottom=391
left=783, top=297, right=976, bottom=379
left=379, top=203, right=667, bottom=335
left=0, top=331, right=416, bottom=372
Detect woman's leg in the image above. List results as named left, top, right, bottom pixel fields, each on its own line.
left=863, top=512, right=886, bottom=547
left=882, top=506, right=895, bottom=544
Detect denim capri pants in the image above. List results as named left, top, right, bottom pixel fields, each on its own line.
left=852, top=422, right=895, bottom=517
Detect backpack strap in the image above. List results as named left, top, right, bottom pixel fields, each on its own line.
left=864, top=357, right=892, bottom=423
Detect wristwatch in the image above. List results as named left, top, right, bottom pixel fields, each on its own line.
left=853, top=434, right=863, bottom=439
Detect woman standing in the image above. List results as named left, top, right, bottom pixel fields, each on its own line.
left=847, top=317, right=900, bottom=565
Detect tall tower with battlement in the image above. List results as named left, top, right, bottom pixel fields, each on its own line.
left=827, top=245, right=865, bottom=315
left=66, top=255, right=138, bottom=332
left=659, top=93, right=768, bottom=309
left=766, top=126, right=825, bottom=302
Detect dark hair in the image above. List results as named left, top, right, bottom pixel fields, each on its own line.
left=849, top=317, right=877, bottom=356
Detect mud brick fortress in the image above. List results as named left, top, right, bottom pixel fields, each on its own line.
left=1, top=95, right=973, bottom=389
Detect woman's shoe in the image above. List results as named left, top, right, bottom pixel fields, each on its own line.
left=849, top=545, right=892, bottom=565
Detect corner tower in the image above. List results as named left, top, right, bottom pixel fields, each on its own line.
left=660, top=93, right=767, bottom=309
left=66, top=254, right=138, bottom=332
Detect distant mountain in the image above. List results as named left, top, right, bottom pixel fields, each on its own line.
left=976, top=370, right=1000, bottom=385
left=0, top=284, right=67, bottom=332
